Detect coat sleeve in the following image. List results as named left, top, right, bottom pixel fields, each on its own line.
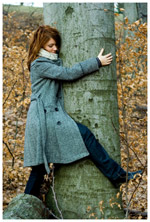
left=33, top=57, right=100, bottom=81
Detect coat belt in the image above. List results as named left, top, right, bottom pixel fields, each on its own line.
left=31, top=94, right=50, bottom=175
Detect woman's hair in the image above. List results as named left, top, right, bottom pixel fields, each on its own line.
left=27, top=25, right=61, bottom=71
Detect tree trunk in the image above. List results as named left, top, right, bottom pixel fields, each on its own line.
left=123, top=3, right=138, bottom=24
left=43, top=3, right=125, bottom=219
left=122, top=3, right=147, bottom=23
left=120, top=3, right=147, bottom=45
left=136, top=3, right=147, bottom=23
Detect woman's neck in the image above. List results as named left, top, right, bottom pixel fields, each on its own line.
left=38, top=48, right=58, bottom=60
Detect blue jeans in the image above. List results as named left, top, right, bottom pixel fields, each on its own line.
left=76, top=122, right=126, bottom=181
left=24, top=122, right=126, bottom=196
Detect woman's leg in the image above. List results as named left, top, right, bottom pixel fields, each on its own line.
left=24, top=164, right=46, bottom=197
left=76, top=122, right=142, bottom=186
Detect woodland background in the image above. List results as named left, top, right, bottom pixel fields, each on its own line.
left=2, top=4, right=147, bottom=219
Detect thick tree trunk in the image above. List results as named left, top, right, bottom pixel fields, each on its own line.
left=43, top=3, right=125, bottom=219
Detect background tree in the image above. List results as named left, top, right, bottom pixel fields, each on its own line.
left=136, top=3, right=147, bottom=23
left=118, top=3, right=147, bottom=23
left=117, top=3, right=147, bottom=39
left=43, top=3, right=124, bottom=219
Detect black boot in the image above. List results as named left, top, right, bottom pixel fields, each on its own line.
left=24, top=164, right=46, bottom=197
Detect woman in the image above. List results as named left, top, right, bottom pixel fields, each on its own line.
left=24, top=25, right=142, bottom=197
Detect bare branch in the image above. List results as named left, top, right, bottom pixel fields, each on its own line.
left=127, top=165, right=147, bottom=208
left=111, top=117, right=145, bottom=168
left=3, top=80, right=17, bottom=106
left=124, top=208, right=147, bottom=217
left=50, top=166, right=63, bottom=219
left=3, top=140, right=15, bottom=168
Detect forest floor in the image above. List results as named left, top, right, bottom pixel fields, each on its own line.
left=2, top=4, right=147, bottom=220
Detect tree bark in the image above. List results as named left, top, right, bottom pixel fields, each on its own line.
left=43, top=3, right=125, bottom=219
left=117, top=3, right=147, bottom=41
left=122, top=3, right=147, bottom=23
left=136, top=3, right=147, bottom=23
left=123, top=3, right=138, bottom=24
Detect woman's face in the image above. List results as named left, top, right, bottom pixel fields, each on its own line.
left=43, top=38, right=58, bottom=53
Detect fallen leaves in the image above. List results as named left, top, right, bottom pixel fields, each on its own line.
left=115, top=15, right=147, bottom=218
left=3, top=7, right=43, bottom=211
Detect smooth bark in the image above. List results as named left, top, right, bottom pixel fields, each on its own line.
left=44, top=3, right=125, bottom=219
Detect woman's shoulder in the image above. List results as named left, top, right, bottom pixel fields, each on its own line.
left=31, top=57, right=53, bottom=66
left=31, top=57, right=63, bottom=67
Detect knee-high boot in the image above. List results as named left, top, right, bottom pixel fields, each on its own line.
left=24, top=164, right=46, bottom=197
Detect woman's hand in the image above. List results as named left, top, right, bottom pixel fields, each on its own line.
left=98, top=48, right=113, bottom=66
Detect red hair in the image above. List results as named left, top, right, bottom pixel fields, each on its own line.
left=27, top=25, right=61, bottom=71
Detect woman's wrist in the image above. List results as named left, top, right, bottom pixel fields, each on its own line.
left=96, top=57, right=102, bottom=68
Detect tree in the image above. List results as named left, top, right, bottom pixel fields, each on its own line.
left=118, top=3, right=147, bottom=23
left=136, top=3, right=147, bottom=23
left=117, top=3, right=147, bottom=46
left=43, top=3, right=125, bottom=219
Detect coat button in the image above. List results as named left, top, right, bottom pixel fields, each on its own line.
left=57, top=121, right=61, bottom=125
left=55, top=107, right=59, bottom=111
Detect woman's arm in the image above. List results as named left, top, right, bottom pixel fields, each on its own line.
left=33, top=49, right=113, bottom=81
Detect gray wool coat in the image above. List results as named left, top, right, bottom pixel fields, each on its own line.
left=24, top=56, right=100, bottom=174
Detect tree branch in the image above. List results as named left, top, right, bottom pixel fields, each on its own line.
left=126, top=164, right=147, bottom=210
left=12, top=58, right=27, bottom=152
left=50, top=166, right=63, bottom=219
left=3, top=140, right=15, bottom=168
left=124, top=208, right=147, bottom=218
left=3, top=80, right=17, bottom=106
left=111, top=117, right=145, bottom=168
